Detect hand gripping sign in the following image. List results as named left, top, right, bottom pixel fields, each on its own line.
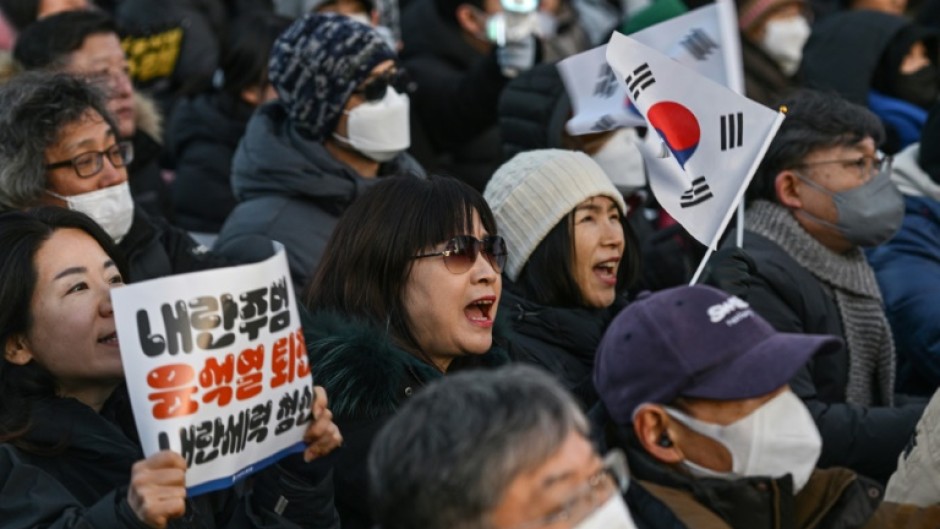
left=112, top=246, right=312, bottom=495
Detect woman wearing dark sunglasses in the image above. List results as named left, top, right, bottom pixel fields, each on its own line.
left=484, top=149, right=639, bottom=409
left=290, top=175, right=510, bottom=529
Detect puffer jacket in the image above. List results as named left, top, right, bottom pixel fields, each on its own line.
left=213, top=102, right=424, bottom=292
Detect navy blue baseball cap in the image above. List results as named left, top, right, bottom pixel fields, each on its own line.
left=594, top=285, right=841, bottom=425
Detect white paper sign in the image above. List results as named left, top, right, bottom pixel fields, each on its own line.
left=113, top=248, right=311, bottom=495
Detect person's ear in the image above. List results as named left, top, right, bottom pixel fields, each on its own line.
left=455, top=4, right=486, bottom=36
left=4, top=334, right=34, bottom=366
left=775, top=170, right=804, bottom=209
left=633, top=403, right=685, bottom=464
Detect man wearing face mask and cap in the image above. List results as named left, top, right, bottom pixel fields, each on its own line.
left=214, top=12, right=424, bottom=293
left=705, top=89, right=926, bottom=485
left=594, top=285, right=940, bottom=529
left=736, top=0, right=812, bottom=107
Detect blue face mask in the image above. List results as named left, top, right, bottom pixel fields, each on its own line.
left=795, top=168, right=905, bottom=248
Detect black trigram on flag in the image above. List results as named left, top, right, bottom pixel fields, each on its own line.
left=681, top=28, right=718, bottom=61
left=680, top=176, right=714, bottom=208
left=720, top=112, right=743, bottom=151
left=594, top=64, right=618, bottom=98
left=625, top=63, right=656, bottom=101
left=591, top=114, right=617, bottom=132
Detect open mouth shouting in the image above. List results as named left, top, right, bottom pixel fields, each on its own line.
left=465, top=295, right=497, bottom=328
left=594, top=258, right=620, bottom=287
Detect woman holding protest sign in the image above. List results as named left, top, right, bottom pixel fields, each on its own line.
left=299, top=175, right=510, bottom=529
left=483, top=149, right=638, bottom=408
left=0, top=207, right=343, bottom=529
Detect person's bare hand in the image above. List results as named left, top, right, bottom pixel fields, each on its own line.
left=302, top=385, right=343, bottom=462
left=127, top=450, right=187, bottom=528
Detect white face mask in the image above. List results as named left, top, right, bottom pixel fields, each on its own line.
left=573, top=493, right=638, bottom=529
left=334, top=86, right=410, bottom=163
left=760, top=16, right=811, bottom=76
left=664, top=390, right=822, bottom=493
left=47, top=182, right=135, bottom=243
left=590, top=128, right=646, bottom=195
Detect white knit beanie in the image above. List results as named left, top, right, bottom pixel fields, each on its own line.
left=484, top=149, right=627, bottom=282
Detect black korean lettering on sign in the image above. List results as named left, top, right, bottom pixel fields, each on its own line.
left=275, top=390, right=301, bottom=435
left=135, top=276, right=294, bottom=356
left=248, top=401, right=273, bottom=443
left=163, top=403, right=273, bottom=467
left=191, top=295, right=237, bottom=349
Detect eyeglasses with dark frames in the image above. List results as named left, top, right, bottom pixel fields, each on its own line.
left=413, top=235, right=507, bottom=274
left=793, top=154, right=891, bottom=181
left=46, top=141, right=135, bottom=179
left=353, top=68, right=416, bottom=102
left=507, top=449, right=630, bottom=529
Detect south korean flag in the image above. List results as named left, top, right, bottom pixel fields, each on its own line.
left=559, top=0, right=743, bottom=136
left=606, top=32, right=785, bottom=250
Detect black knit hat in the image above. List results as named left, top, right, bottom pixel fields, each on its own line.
left=269, top=12, right=396, bottom=141
left=918, top=101, right=940, bottom=182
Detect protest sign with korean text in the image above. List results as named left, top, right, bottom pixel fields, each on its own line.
left=112, top=247, right=312, bottom=495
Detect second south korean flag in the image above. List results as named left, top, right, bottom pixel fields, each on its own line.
left=606, top=32, right=785, bottom=250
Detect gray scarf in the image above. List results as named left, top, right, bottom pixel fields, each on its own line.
left=746, top=200, right=895, bottom=406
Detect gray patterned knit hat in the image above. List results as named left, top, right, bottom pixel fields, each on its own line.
left=269, top=12, right=396, bottom=141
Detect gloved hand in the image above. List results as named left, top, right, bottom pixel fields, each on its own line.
left=701, top=246, right=758, bottom=298
left=496, top=34, right=537, bottom=78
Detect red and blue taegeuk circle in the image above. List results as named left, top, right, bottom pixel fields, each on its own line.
left=647, top=101, right=700, bottom=168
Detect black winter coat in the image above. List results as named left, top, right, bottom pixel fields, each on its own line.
left=0, top=390, right=336, bottom=529
left=708, top=232, right=925, bottom=483
left=129, top=130, right=173, bottom=222
left=400, top=0, right=508, bottom=191
left=168, top=92, right=254, bottom=233
left=501, top=284, right=618, bottom=409
left=213, top=102, right=424, bottom=293
left=119, top=207, right=228, bottom=282
left=293, top=310, right=510, bottom=529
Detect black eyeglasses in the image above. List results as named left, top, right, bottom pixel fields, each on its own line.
left=413, top=235, right=507, bottom=274
left=46, top=141, right=134, bottom=179
left=353, top=69, right=415, bottom=102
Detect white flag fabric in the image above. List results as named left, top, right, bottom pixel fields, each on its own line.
left=560, top=0, right=743, bottom=135
left=606, top=32, right=784, bottom=250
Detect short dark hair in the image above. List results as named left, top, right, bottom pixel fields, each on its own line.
left=368, top=365, right=589, bottom=529
left=746, top=89, right=885, bottom=205
left=13, top=9, right=118, bottom=71
left=516, top=212, right=639, bottom=307
left=434, top=0, right=486, bottom=26
left=305, top=175, right=498, bottom=359
left=220, top=11, right=292, bottom=96
left=0, top=0, right=41, bottom=32
left=0, top=72, right=118, bottom=212
left=0, top=207, right=128, bottom=448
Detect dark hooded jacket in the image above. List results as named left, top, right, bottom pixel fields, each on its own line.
left=0, top=388, right=338, bottom=529
left=400, top=0, right=508, bottom=191
left=168, top=92, right=255, bottom=234
left=213, top=102, right=424, bottom=292
left=293, top=309, right=510, bottom=529
left=801, top=10, right=934, bottom=153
